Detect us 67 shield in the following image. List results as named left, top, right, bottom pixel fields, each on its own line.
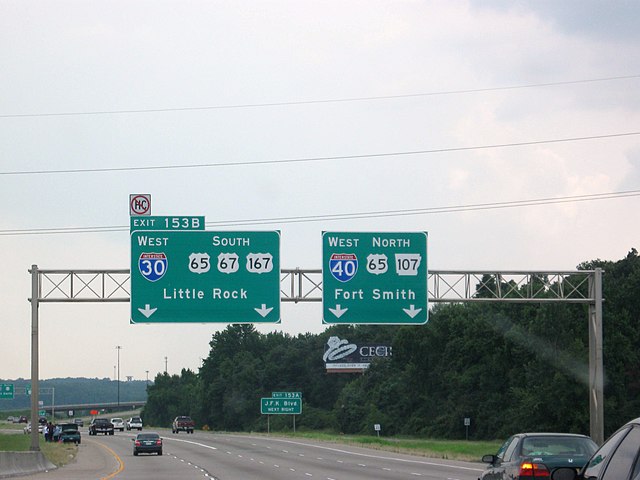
left=130, top=230, right=280, bottom=324
left=322, top=231, right=428, bottom=325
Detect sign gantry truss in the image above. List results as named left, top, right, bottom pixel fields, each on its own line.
left=34, top=268, right=597, bottom=304
left=35, top=269, right=130, bottom=302
left=28, top=266, right=603, bottom=447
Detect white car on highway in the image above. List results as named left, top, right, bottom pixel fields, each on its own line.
left=126, top=416, right=143, bottom=431
left=23, top=422, right=44, bottom=434
left=110, top=417, right=125, bottom=432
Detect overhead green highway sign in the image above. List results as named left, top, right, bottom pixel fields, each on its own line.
left=130, top=230, right=280, bottom=324
left=261, top=397, right=302, bottom=415
left=0, top=384, right=14, bottom=399
left=322, top=231, right=428, bottom=325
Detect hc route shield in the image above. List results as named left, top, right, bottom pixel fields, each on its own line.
left=322, top=231, right=428, bottom=325
left=131, top=230, right=280, bottom=323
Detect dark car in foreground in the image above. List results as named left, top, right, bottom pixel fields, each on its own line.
left=133, top=432, right=163, bottom=456
left=551, top=417, right=640, bottom=480
left=58, top=423, right=81, bottom=444
left=89, top=418, right=114, bottom=436
left=479, top=432, right=598, bottom=480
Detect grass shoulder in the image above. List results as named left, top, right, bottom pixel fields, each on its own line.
left=0, top=433, right=78, bottom=467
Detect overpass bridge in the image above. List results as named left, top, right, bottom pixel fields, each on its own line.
left=38, top=401, right=146, bottom=416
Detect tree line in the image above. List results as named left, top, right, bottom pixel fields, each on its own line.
left=143, top=249, right=640, bottom=439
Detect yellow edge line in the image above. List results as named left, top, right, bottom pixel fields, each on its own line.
left=87, top=438, right=125, bottom=479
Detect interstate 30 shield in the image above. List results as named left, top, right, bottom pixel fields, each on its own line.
left=138, top=252, right=168, bottom=282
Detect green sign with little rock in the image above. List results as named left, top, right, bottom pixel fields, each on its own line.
left=130, top=230, right=280, bottom=324
left=322, top=231, right=428, bottom=325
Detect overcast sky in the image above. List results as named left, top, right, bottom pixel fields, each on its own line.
left=1, top=1, right=639, bottom=382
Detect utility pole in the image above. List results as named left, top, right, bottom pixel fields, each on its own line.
left=164, top=356, right=168, bottom=374
left=145, top=370, right=149, bottom=386
left=116, top=346, right=122, bottom=407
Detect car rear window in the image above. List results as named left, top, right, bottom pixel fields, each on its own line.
left=521, top=436, right=597, bottom=457
left=138, top=434, right=159, bottom=440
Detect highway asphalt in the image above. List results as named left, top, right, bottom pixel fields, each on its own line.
left=16, top=430, right=484, bottom=480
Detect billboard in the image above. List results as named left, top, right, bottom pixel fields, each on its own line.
left=323, top=336, right=392, bottom=373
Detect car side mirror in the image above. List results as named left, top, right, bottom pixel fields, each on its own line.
left=482, top=454, right=497, bottom=464
left=550, top=468, right=578, bottom=480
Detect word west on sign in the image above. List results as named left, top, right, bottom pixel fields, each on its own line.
left=322, top=231, right=428, bottom=325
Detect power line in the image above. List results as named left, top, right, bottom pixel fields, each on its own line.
left=1, top=189, right=638, bottom=236
left=1, top=74, right=639, bottom=119
left=1, top=131, right=639, bottom=177
left=205, top=190, right=640, bottom=226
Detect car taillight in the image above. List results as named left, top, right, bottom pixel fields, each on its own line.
left=156, top=440, right=162, bottom=445
left=135, top=440, right=141, bottom=446
left=519, top=462, right=550, bottom=478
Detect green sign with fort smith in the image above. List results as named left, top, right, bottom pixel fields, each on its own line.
left=131, top=230, right=280, bottom=324
left=322, top=232, right=428, bottom=325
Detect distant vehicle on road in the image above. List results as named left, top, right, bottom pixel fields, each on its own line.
left=73, top=418, right=84, bottom=427
left=58, top=423, right=81, bottom=445
left=479, top=432, right=597, bottom=480
left=133, top=432, right=163, bottom=456
left=110, top=417, right=125, bottom=432
left=23, top=423, right=44, bottom=434
left=88, top=418, right=114, bottom=436
left=126, top=416, right=143, bottom=431
left=172, top=416, right=194, bottom=434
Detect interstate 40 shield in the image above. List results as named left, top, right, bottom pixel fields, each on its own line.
left=322, top=231, right=428, bottom=325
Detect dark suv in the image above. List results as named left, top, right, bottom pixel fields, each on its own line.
left=89, top=418, right=114, bottom=436
left=551, top=417, right=640, bottom=480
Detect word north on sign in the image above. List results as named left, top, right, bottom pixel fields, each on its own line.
left=322, top=231, right=428, bottom=325
left=131, top=230, right=280, bottom=324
